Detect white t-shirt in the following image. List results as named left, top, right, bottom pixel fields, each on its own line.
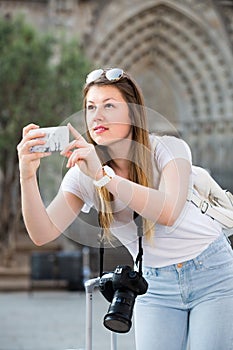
left=61, top=135, right=222, bottom=267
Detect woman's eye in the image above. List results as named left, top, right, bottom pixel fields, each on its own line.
left=87, top=105, right=95, bottom=111
left=105, top=103, right=114, bottom=109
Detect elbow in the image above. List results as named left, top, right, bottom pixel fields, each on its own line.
left=159, top=216, right=177, bottom=227
left=158, top=206, right=180, bottom=227
left=31, top=237, right=47, bottom=247
left=163, top=216, right=177, bottom=227
left=27, top=225, right=61, bottom=247
left=28, top=232, right=50, bottom=246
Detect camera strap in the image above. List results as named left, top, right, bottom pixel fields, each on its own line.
left=98, top=212, right=144, bottom=277
left=99, top=225, right=105, bottom=277
left=133, top=212, right=144, bottom=276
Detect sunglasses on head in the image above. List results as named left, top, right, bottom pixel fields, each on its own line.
left=86, top=68, right=124, bottom=84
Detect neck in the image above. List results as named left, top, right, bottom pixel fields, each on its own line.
left=107, top=139, right=132, bottom=177
left=110, top=158, right=131, bottom=178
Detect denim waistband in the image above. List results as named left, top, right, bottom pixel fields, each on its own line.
left=144, top=234, right=231, bottom=273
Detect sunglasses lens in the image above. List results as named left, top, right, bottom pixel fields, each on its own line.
left=86, top=69, right=104, bottom=84
left=105, top=68, right=124, bottom=81
left=86, top=68, right=124, bottom=84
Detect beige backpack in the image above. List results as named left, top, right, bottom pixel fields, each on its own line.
left=151, top=136, right=233, bottom=233
left=188, top=166, right=233, bottom=232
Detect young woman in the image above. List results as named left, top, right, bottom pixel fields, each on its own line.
left=17, top=68, right=233, bottom=350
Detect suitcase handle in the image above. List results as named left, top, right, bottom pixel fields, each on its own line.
left=84, top=278, right=117, bottom=350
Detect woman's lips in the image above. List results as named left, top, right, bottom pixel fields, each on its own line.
left=93, top=126, right=108, bottom=134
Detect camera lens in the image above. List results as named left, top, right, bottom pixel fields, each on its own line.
left=103, top=289, right=136, bottom=333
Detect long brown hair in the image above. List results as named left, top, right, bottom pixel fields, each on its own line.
left=83, top=70, right=154, bottom=241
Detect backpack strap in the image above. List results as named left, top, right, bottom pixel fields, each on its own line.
left=188, top=190, right=233, bottom=229
left=187, top=166, right=233, bottom=229
left=150, top=137, right=233, bottom=230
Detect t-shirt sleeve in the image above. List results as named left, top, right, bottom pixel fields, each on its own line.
left=61, top=165, right=85, bottom=200
left=60, top=165, right=94, bottom=212
left=155, top=136, right=192, bottom=172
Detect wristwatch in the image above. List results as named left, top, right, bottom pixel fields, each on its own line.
left=93, top=165, right=116, bottom=188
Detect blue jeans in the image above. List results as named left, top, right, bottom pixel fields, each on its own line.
left=134, top=234, right=233, bottom=350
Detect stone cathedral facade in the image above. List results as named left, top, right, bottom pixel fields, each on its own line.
left=1, top=0, right=233, bottom=189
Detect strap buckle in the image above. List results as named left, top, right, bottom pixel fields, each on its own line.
left=201, top=200, right=209, bottom=214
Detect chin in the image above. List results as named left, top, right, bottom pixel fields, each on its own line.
left=92, top=136, right=109, bottom=146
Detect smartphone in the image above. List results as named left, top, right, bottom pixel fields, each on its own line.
left=29, top=126, right=69, bottom=152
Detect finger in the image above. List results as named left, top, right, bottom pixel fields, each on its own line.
left=21, top=152, right=51, bottom=162
left=27, top=131, right=46, bottom=142
left=61, top=138, right=88, bottom=157
left=67, top=123, right=87, bottom=144
left=18, top=138, right=46, bottom=155
left=61, top=150, right=73, bottom=159
left=30, top=152, right=52, bottom=159
left=22, top=124, right=40, bottom=138
left=25, top=139, right=47, bottom=152
left=60, top=139, right=78, bottom=157
left=66, top=149, right=84, bottom=168
left=17, top=135, right=44, bottom=154
left=17, top=139, right=24, bottom=152
left=66, top=149, right=88, bottom=168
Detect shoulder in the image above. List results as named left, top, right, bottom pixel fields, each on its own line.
left=61, top=165, right=93, bottom=196
left=149, top=134, right=192, bottom=171
left=150, top=133, right=190, bottom=150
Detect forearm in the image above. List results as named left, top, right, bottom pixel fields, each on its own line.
left=105, top=159, right=190, bottom=225
left=20, top=176, right=61, bottom=245
left=106, top=176, right=170, bottom=223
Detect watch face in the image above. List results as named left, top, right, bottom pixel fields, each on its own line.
left=93, top=175, right=109, bottom=188
left=103, top=165, right=115, bottom=178
left=93, top=166, right=115, bottom=188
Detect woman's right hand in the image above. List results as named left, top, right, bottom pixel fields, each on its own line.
left=17, top=123, right=51, bottom=181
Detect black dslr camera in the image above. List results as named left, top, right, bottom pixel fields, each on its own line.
left=99, top=265, right=148, bottom=333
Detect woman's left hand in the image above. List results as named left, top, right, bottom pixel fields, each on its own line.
left=61, top=123, right=103, bottom=180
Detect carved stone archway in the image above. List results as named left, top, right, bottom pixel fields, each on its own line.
left=0, top=0, right=232, bottom=188
left=84, top=1, right=233, bottom=187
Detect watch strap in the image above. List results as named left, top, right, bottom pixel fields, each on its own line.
left=93, top=165, right=115, bottom=188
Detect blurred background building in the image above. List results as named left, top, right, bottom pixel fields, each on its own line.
left=1, top=0, right=233, bottom=186
left=0, top=0, right=232, bottom=290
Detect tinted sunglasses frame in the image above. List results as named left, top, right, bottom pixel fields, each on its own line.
left=86, top=68, right=124, bottom=85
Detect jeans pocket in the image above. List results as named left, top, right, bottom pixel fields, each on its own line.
left=202, top=245, right=233, bottom=270
left=143, top=269, right=155, bottom=280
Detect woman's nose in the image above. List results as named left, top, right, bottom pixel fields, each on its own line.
left=93, top=105, right=105, bottom=121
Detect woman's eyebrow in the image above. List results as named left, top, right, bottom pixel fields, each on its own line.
left=87, top=97, right=118, bottom=104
